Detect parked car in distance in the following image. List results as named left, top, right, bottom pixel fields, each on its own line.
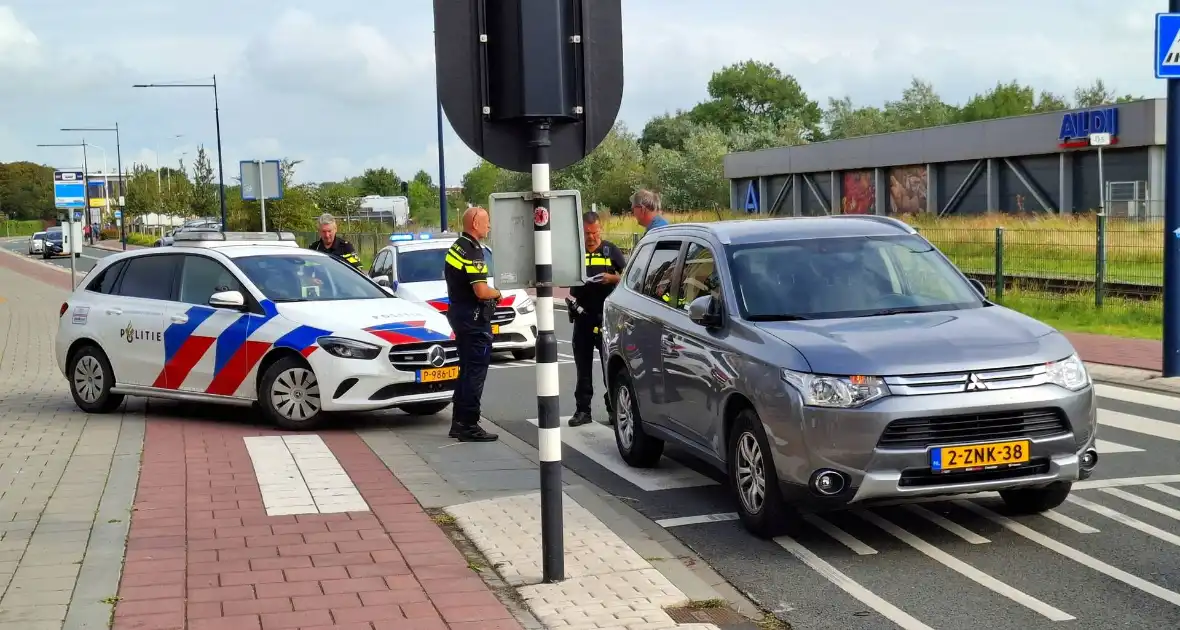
left=601, top=215, right=1097, bottom=538
left=29, top=231, right=47, bottom=255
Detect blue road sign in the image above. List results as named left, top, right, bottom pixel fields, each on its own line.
left=73, top=212, right=82, bottom=221
left=1156, top=13, right=1180, bottom=78
left=114, top=210, right=122, bottom=219
left=53, top=170, right=86, bottom=210
left=744, top=181, right=759, bottom=213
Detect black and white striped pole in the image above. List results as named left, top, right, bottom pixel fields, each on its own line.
left=531, top=120, right=564, bottom=583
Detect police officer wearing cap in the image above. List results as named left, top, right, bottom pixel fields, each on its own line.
left=566, top=211, right=627, bottom=427
left=309, top=213, right=363, bottom=269
left=443, top=206, right=500, bottom=442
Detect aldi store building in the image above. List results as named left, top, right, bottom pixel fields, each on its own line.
left=724, top=98, right=1165, bottom=218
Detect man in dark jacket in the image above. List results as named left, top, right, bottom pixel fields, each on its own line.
left=308, top=213, right=362, bottom=269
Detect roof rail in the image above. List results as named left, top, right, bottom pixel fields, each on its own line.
left=170, top=231, right=300, bottom=244
left=826, top=214, right=916, bottom=234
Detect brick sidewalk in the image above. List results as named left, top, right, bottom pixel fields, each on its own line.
left=114, top=415, right=520, bottom=630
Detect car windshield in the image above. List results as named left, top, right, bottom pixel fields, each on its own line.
left=235, top=253, right=388, bottom=302
left=33, top=232, right=46, bottom=239
left=395, top=246, right=493, bottom=283
left=46, top=231, right=62, bottom=242
left=727, top=234, right=984, bottom=320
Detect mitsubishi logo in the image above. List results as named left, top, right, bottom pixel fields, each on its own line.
left=965, top=373, right=988, bottom=391
left=427, top=345, right=447, bottom=368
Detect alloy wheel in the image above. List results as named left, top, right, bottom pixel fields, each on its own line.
left=615, top=384, right=635, bottom=450
left=73, top=355, right=103, bottom=404
left=736, top=431, right=766, bottom=515
left=270, top=368, right=321, bottom=421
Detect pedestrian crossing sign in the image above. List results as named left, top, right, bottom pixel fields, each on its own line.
left=744, top=181, right=759, bottom=213
left=1155, top=13, right=1180, bottom=78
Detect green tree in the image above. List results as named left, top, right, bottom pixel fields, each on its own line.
left=956, top=80, right=1067, bottom=123
left=552, top=122, right=645, bottom=211
left=358, top=167, right=401, bottom=196
left=644, top=125, right=729, bottom=210
left=689, top=60, right=822, bottom=139
left=314, top=182, right=361, bottom=221
left=1073, top=79, right=1142, bottom=108
left=0, top=161, right=55, bottom=219
left=884, top=78, right=956, bottom=131
left=124, top=163, right=162, bottom=220
left=461, top=160, right=501, bottom=206
left=824, top=97, right=894, bottom=140
left=190, top=145, right=217, bottom=217
left=639, top=111, right=698, bottom=153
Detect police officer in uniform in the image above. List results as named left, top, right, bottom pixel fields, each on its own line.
left=308, top=213, right=363, bottom=269
left=566, top=211, right=627, bottom=427
left=443, top=207, right=500, bottom=442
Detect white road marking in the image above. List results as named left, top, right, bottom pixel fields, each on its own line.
left=803, top=514, right=877, bottom=555
left=1075, top=474, right=1180, bottom=491
left=855, top=509, right=1074, bottom=621
left=655, top=512, right=739, bottom=528
left=524, top=417, right=717, bottom=491
left=1095, top=439, right=1144, bottom=453
left=1099, top=409, right=1180, bottom=441
left=1066, top=495, right=1180, bottom=547
left=773, top=534, right=935, bottom=630
left=244, top=435, right=369, bottom=516
left=1041, top=510, right=1100, bottom=534
left=1101, top=487, right=1180, bottom=521
left=1095, top=383, right=1180, bottom=412
left=955, top=499, right=1180, bottom=607
left=903, top=504, right=990, bottom=544
left=1148, top=483, right=1180, bottom=500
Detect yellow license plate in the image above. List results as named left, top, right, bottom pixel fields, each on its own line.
left=418, top=366, right=459, bottom=383
left=932, top=440, right=1030, bottom=472
left=491, top=324, right=500, bottom=334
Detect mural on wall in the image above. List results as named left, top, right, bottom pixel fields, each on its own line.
left=888, top=165, right=928, bottom=215
left=841, top=170, right=875, bottom=214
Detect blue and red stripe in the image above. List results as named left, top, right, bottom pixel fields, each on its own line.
left=153, top=306, right=217, bottom=388
left=364, top=320, right=452, bottom=345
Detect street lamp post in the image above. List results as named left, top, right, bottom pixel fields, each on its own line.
left=133, top=76, right=227, bottom=232
left=36, top=141, right=91, bottom=288
left=61, top=124, right=125, bottom=249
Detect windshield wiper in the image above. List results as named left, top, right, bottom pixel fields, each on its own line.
left=857, top=307, right=930, bottom=317
left=747, top=314, right=812, bottom=321
left=270, top=298, right=308, bottom=303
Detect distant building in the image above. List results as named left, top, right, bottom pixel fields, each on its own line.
left=350, top=195, right=410, bottom=226
left=725, top=98, right=1162, bottom=219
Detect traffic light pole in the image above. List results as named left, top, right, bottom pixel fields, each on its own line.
left=531, top=120, right=564, bottom=583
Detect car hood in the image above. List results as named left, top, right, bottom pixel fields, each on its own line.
left=273, top=298, right=453, bottom=345
left=755, top=306, right=1075, bottom=375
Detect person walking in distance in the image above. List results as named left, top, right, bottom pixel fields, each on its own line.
left=630, top=189, right=668, bottom=233
left=443, top=206, right=501, bottom=442
left=566, top=211, right=627, bottom=427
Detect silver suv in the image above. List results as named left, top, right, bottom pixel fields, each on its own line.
left=601, top=216, right=1097, bottom=538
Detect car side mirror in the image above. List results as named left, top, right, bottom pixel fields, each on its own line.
left=968, top=278, right=988, bottom=298
left=374, top=275, right=391, bottom=287
left=208, top=290, right=246, bottom=310
left=688, top=295, right=723, bottom=329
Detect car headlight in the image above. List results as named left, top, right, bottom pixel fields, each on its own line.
left=1045, top=354, right=1089, bottom=391
left=516, top=296, right=535, bottom=314
left=316, top=336, right=382, bottom=360
left=781, top=369, right=890, bottom=408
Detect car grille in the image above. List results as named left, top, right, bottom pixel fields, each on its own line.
left=492, top=306, right=515, bottom=325
left=884, top=364, right=1051, bottom=396
left=370, top=380, right=455, bottom=401
left=388, top=340, right=460, bottom=372
left=876, top=408, right=1070, bottom=450
left=898, top=460, right=1051, bottom=487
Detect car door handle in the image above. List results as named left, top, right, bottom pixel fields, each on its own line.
left=106, top=308, right=122, bottom=316
left=170, top=314, right=188, bottom=324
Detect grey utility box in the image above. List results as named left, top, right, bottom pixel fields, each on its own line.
left=487, top=189, right=587, bottom=290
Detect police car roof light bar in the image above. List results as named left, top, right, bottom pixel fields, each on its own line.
left=388, top=232, right=437, bottom=242
left=172, top=231, right=298, bottom=242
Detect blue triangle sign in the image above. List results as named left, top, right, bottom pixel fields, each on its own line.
left=744, top=181, right=759, bottom=213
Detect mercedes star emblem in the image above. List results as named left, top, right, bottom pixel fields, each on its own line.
left=427, top=345, right=447, bottom=368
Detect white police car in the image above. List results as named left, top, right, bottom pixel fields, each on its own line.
left=369, top=233, right=538, bottom=360
left=55, top=231, right=459, bottom=430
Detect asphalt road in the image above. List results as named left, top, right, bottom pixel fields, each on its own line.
left=482, top=317, right=1180, bottom=630
left=0, top=235, right=112, bottom=275
left=10, top=236, right=1180, bottom=628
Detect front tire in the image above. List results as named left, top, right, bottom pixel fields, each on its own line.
left=729, top=409, right=793, bottom=538
left=68, top=345, right=124, bottom=413
left=259, top=356, right=323, bottom=430
left=999, top=481, right=1072, bottom=514
left=611, top=370, right=663, bottom=467
left=398, top=401, right=451, bottom=416
left=512, top=347, right=537, bottom=361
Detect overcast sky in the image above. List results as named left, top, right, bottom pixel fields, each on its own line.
left=0, top=1, right=1163, bottom=186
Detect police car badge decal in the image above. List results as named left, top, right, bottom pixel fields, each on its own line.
left=534, top=206, right=549, bottom=227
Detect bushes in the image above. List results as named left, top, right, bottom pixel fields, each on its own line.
left=0, top=220, right=46, bottom=237
left=125, top=233, right=159, bottom=247
left=99, top=228, right=120, bottom=240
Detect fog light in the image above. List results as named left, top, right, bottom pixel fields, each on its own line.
left=811, top=470, right=846, bottom=496
left=1080, top=449, right=1098, bottom=471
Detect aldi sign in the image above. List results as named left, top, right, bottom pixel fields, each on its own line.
left=1059, top=107, right=1119, bottom=149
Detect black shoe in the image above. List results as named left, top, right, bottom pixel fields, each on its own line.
left=453, top=424, right=499, bottom=442
left=448, top=425, right=462, bottom=438
left=568, top=411, right=592, bottom=427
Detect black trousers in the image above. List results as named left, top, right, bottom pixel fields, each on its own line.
left=572, top=311, right=606, bottom=413
left=448, top=308, right=492, bottom=426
